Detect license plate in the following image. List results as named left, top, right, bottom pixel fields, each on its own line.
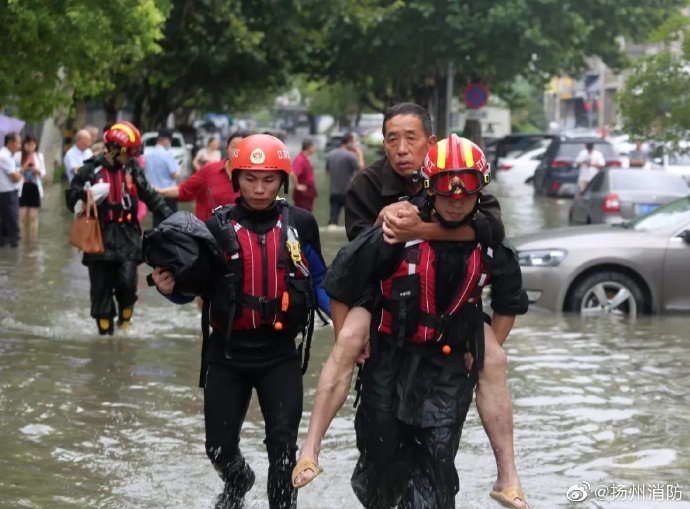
left=637, top=203, right=660, bottom=215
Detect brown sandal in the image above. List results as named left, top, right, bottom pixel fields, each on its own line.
left=291, top=457, right=323, bottom=488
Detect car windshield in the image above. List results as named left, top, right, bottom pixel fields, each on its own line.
left=557, top=142, right=617, bottom=160
left=625, top=196, right=690, bottom=231
left=610, top=171, right=684, bottom=191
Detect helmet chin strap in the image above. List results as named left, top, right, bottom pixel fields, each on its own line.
left=427, top=194, right=478, bottom=228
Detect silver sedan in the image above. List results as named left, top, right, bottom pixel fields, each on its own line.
left=515, top=196, right=690, bottom=317
left=569, top=168, right=689, bottom=225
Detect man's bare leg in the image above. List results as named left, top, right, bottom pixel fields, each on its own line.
left=293, top=303, right=371, bottom=487
left=478, top=323, right=528, bottom=509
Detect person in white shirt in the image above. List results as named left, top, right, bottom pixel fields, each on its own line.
left=14, top=135, right=46, bottom=239
left=575, top=142, right=605, bottom=191
left=0, top=132, right=22, bottom=247
left=63, top=129, right=93, bottom=183
left=192, top=136, right=222, bottom=171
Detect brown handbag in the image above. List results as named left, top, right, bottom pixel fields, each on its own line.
left=69, top=190, right=105, bottom=254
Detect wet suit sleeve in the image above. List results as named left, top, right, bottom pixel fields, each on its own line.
left=489, top=238, right=529, bottom=315
left=323, top=226, right=402, bottom=307
left=161, top=291, right=195, bottom=305
left=474, top=193, right=504, bottom=247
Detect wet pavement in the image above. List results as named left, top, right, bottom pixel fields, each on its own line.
left=1, top=161, right=689, bottom=508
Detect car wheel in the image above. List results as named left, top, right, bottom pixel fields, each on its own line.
left=567, top=271, right=644, bottom=318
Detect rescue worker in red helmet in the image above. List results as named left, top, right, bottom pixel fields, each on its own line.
left=65, top=121, right=172, bottom=335
left=311, top=134, right=527, bottom=508
left=150, top=134, right=330, bottom=509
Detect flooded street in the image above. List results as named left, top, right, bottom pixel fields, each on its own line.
left=1, top=168, right=689, bottom=508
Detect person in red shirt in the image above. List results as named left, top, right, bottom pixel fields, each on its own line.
left=290, top=138, right=318, bottom=211
left=156, top=132, right=246, bottom=221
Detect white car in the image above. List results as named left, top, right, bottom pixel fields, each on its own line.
left=495, top=145, right=547, bottom=186
left=141, top=131, right=193, bottom=178
left=662, top=151, right=690, bottom=183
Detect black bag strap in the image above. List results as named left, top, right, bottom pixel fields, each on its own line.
left=297, top=306, right=315, bottom=375
left=199, top=297, right=211, bottom=388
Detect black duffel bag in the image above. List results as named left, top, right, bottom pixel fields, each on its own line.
left=142, top=211, right=224, bottom=296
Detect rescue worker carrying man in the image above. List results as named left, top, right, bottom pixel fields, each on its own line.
left=149, top=134, right=330, bottom=509
left=320, top=134, right=528, bottom=508
left=65, top=121, right=172, bottom=335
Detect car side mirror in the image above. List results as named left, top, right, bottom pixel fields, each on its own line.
left=679, top=230, right=690, bottom=245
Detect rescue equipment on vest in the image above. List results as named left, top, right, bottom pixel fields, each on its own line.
left=96, top=165, right=140, bottom=224
left=378, top=239, right=492, bottom=353
left=208, top=201, right=316, bottom=374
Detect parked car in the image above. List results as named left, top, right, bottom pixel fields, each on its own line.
left=652, top=143, right=690, bottom=183
left=569, top=168, right=689, bottom=225
left=490, top=133, right=558, bottom=170
left=515, top=196, right=690, bottom=317
left=325, top=131, right=359, bottom=153
left=495, top=143, right=550, bottom=186
left=533, top=137, right=621, bottom=197
left=141, top=131, right=193, bottom=178
left=325, top=132, right=346, bottom=153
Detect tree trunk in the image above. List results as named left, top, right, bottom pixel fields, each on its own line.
left=462, top=118, right=483, bottom=147
left=40, top=106, right=71, bottom=185
left=435, top=75, right=449, bottom=138
left=74, top=100, right=87, bottom=128
left=103, top=94, right=123, bottom=125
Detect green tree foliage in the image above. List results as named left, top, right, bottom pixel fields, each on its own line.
left=0, top=0, right=165, bottom=121
left=618, top=51, right=690, bottom=145
left=120, top=0, right=324, bottom=128
left=618, top=13, right=690, bottom=145
left=303, top=0, right=686, bottom=136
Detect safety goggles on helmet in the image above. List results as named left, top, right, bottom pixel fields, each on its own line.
left=425, top=169, right=489, bottom=197
left=421, top=134, right=491, bottom=198
left=104, top=121, right=142, bottom=158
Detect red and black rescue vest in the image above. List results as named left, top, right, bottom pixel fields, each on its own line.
left=378, top=239, right=491, bottom=344
left=211, top=205, right=313, bottom=333
left=97, top=166, right=139, bottom=224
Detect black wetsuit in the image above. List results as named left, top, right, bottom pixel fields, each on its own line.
left=323, top=208, right=528, bottom=508
left=165, top=201, right=329, bottom=509
left=65, top=156, right=171, bottom=329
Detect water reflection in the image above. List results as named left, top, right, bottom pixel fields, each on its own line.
left=1, top=176, right=689, bottom=508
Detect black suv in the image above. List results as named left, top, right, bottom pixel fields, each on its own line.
left=533, top=137, right=621, bottom=197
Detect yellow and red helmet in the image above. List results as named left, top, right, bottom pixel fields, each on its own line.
left=104, top=121, right=142, bottom=156
left=230, top=134, right=291, bottom=192
left=422, top=134, right=491, bottom=198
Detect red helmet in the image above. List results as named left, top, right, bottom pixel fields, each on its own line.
left=421, top=134, right=491, bottom=198
left=230, top=134, right=291, bottom=192
left=104, top=121, right=142, bottom=156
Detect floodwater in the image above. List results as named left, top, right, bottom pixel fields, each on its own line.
left=1, top=162, right=689, bottom=509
